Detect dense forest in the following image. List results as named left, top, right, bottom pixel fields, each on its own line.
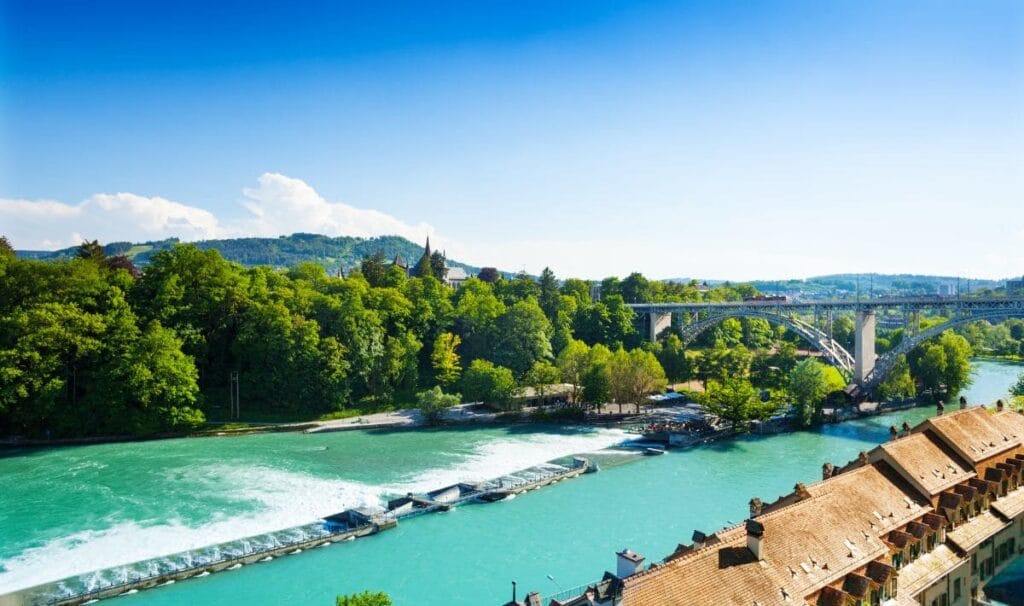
left=1, top=235, right=1012, bottom=439
left=0, top=236, right=740, bottom=438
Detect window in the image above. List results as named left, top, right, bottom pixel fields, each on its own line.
left=971, top=553, right=977, bottom=575
left=953, top=578, right=961, bottom=601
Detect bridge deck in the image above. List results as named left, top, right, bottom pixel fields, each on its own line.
left=628, top=296, right=1024, bottom=313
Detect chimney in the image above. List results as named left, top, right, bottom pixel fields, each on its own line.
left=936, top=401, right=945, bottom=416
left=691, top=530, right=707, bottom=550
left=794, top=483, right=812, bottom=500
left=857, top=451, right=870, bottom=466
left=960, top=396, right=967, bottom=410
left=889, top=425, right=898, bottom=441
left=525, top=592, right=542, bottom=606
left=616, top=549, right=645, bottom=578
left=822, top=462, right=835, bottom=480
left=749, top=497, right=764, bottom=517
left=746, top=519, right=766, bottom=561
left=997, top=399, right=1005, bottom=412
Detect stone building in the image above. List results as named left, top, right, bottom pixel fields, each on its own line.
left=538, top=406, right=1024, bottom=606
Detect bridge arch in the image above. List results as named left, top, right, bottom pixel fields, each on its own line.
left=679, top=309, right=855, bottom=379
left=864, top=306, right=1024, bottom=390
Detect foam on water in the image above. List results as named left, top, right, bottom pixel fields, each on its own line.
left=0, top=426, right=628, bottom=594
left=0, top=465, right=384, bottom=593
left=384, top=427, right=628, bottom=494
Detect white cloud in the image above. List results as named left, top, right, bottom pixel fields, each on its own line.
left=0, top=173, right=443, bottom=252
left=236, top=173, right=437, bottom=246
left=0, top=193, right=224, bottom=249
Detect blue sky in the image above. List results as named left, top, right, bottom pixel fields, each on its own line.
left=1, top=0, right=1022, bottom=280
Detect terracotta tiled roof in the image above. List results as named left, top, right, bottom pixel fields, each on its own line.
left=841, top=573, right=872, bottom=598
left=953, top=484, right=978, bottom=501
left=816, top=586, right=847, bottom=606
left=874, top=432, right=973, bottom=497
left=990, top=485, right=1024, bottom=520
left=922, top=407, right=1020, bottom=464
left=906, top=521, right=929, bottom=540
left=946, top=511, right=1010, bottom=553
left=937, top=491, right=963, bottom=511
left=620, top=464, right=927, bottom=606
left=894, top=544, right=967, bottom=597
left=864, top=560, right=894, bottom=584
left=992, top=410, right=1024, bottom=439
left=886, top=530, right=915, bottom=549
left=921, top=513, right=946, bottom=530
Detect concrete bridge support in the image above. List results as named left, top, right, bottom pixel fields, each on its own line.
left=648, top=311, right=673, bottom=342
left=854, top=310, right=876, bottom=384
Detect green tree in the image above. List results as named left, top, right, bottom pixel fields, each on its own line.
left=538, top=267, right=560, bottom=322
left=452, top=279, right=505, bottom=361
left=360, top=251, right=388, bottom=288
left=524, top=359, right=561, bottom=400
left=914, top=344, right=948, bottom=397
left=581, top=344, right=612, bottom=408
left=460, top=359, right=517, bottom=409
left=336, top=591, right=392, bottom=606
left=430, top=332, right=462, bottom=388
left=560, top=278, right=591, bottom=306
left=620, top=272, right=652, bottom=304
left=76, top=239, right=106, bottom=262
left=1012, top=372, right=1024, bottom=397
left=741, top=317, right=773, bottom=350
left=788, top=359, right=841, bottom=427
left=608, top=348, right=667, bottom=413
left=712, top=318, right=743, bottom=348
left=878, top=354, right=916, bottom=401
left=700, top=377, right=765, bottom=430
left=0, top=235, right=12, bottom=255
left=412, top=251, right=432, bottom=279
left=416, top=386, right=460, bottom=425
left=556, top=339, right=591, bottom=405
left=429, top=250, right=447, bottom=279
left=493, top=299, right=552, bottom=377
left=655, top=334, right=687, bottom=383
left=937, top=331, right=973, bottom=398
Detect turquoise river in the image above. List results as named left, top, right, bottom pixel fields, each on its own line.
left=1, top=360, right=1022, bottom=605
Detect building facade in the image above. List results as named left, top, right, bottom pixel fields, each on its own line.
left=526, top=406, right=1024, bottom=606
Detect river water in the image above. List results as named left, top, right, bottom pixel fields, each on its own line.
left=0, top=360, right=1021, bottom=605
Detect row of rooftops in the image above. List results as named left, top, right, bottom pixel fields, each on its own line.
left=538, top=405, right=1024, bottom=606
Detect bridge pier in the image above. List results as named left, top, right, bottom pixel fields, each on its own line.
left=648, top=311, right=672, bottom=342
left=854, top=310, right=876, bottom=384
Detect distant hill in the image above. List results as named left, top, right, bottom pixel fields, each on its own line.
left=16, top=233, right=485, bottom=275
left=666, top=273, right=1009, bottom=297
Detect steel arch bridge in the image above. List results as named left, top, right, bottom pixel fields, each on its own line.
left=862, top=306, right=1024, bottom=391
left=677, top=308, right=855, bottom=379
left=628, top=296, right=1024, bottom=394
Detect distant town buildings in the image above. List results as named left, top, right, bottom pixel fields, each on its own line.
left=936, top=283, right=956, bottom=297
left=522, top=406, right=1024, bottom=606
left=1007, top=277, right=1024, bottom=296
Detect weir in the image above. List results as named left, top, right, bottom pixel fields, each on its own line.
left=5, top=457, right=596, bottom=606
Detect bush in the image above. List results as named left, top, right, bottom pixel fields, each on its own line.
left=415, top=386, right=460, bottom=425
left=336, top=592, right=392, bottom=606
